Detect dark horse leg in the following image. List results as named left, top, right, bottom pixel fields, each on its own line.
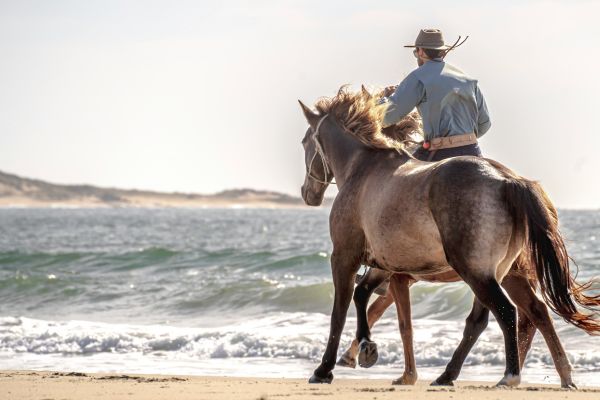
left=353, top=268, right=389, bottom=368
left=502, top=273, right=576, bottom=388
left=309, top=249, right=361, bottom=383
left=432, top=298, right=490, bottom=386
left=516, top=308, right=537, bottom=370
left=460, top=277, right=520, bottom=386
left=337, top=277, right=394, bottom=369
left=433, top=298, right=535, bottom=386
left=434, top=272, right=575, bottom=388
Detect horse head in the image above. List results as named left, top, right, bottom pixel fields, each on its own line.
left=298, top=87, right=421, bottom=206
left=298, top=100, right=333, bottom=206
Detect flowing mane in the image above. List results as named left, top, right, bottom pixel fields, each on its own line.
left=314, top=86, right=422, bottom=151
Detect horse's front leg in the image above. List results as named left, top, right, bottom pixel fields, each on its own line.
left=309, top=250, right=361, bottom=383
left=337, top=286, right=394, bottom=368
left=389, top=274, right=418, bottom=385
left=353, top=268, right=389, bottom=368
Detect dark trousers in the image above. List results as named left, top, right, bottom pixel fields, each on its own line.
left=413, top=143, right=482, bottom=162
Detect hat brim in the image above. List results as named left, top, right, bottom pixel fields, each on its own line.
left=403, top=44, right=452, bottom=50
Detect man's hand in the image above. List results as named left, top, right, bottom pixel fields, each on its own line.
left=382, top=85, right=397, bottom=97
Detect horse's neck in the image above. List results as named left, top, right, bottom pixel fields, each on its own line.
left=320, top=123, right=382, bottom=188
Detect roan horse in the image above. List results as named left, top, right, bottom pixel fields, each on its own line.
left=298, top=87, right=600, bottom=387
left=334, top=116, right=585, bottom=388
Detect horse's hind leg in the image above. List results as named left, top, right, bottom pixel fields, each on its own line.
left=432, top=298, right=489, bottom=386
left=337, top=286, right=394, bottom=368
left=502, top=273, right=576, bottom=388
left=309, top=249, right=361, bottom=384
left=389, top=274, right=418, bottom=385
left=432, top=291, right=534, bottom=386
left=462, top=277, right=521, bottom=387
left=516, top=309, right=536, bottom=370
left=353, top=268, right=389, bottom=368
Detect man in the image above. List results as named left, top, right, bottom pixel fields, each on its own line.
left=380, top=28, right=491, bottom=162
left=370, top=28, right=491, bottom=295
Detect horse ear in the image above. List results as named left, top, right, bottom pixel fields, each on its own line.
left=361, top=85, right=372, bottom=99
left=298, top=100, right=321, bottom=127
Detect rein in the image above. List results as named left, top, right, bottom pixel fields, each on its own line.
left=307, top=114, right=336, bottom=186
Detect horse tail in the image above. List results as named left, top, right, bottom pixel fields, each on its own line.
left=501, top=169, right=600, bottom=334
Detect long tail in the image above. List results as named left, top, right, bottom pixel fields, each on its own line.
left=500, top=166, right=600, bottom=334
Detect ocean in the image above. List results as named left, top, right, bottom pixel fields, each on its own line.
left=1, top=208, right=599, bottom=385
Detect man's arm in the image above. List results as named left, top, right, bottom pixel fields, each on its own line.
left=380, top=73, right=425, bottom=128
left=475, top=84, right=491, bottom=137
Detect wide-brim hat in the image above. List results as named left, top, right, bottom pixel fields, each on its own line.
left=404, top=28, right=468, bottom=51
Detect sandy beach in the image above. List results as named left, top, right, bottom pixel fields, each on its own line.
left=1, top=371, right=600, bottom=400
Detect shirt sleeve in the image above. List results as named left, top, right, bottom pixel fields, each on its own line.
left=475, top=84, right=491, bottom=137
left=381, top=73, right=425, bottom=128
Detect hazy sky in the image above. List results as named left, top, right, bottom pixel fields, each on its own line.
left=1, top=0, right=599, bottom=208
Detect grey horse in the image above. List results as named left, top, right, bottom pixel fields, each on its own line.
left=298, top=87, right=600, bottom=387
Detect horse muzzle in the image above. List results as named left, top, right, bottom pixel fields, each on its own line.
left=301, top=182, right=325, bottom=206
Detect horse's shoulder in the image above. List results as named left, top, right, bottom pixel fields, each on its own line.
left=329, top=194, right=366, bottom=251
left=329, top=188, right=361, bottom=224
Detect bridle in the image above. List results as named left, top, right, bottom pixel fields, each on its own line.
left=306, top=114, right=336, bottom=186
left=305, top=113, right=414, bottom=185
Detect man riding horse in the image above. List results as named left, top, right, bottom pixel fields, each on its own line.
left=298, top=27, right=600, bottom=388
left=382, top=28, right=489, bottom=159
left=373, top=28, right=491, bottom=295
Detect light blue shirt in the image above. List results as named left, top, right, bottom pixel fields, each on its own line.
left=381, top=60, right=491, bottom=140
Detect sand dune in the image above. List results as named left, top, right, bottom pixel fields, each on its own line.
left=0, top=170, right=316, bottom=208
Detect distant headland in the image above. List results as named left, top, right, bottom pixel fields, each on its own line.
left=0, top=170, right=322, bottom=208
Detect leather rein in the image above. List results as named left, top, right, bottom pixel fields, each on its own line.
left=306, top=114, right=336, bottom=186
left=305, top=113, right=416, bottom=185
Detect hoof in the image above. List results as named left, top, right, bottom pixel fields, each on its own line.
left=308, top=372, right=333, bottom=384
left=336, top=352, right=357, bottom=369
left=561, top=382, right=577, bottom=390
left=496, top=373, right=521, bottom=387
left=357, top=339, right=378, bottom=368
left=430, top=379, right=454, bottom=387
left=392, top=373, right=417, bottom=386
left=431, top=372, right=454, bottom=386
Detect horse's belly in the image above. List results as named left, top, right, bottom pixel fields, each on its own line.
left=389, top=257, right=453, bottom=276
left=364, top=233, right=451, bottom=276
left=360, top=187, right=451, bottom=276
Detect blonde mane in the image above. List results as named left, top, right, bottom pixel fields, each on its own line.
left=314, top=86, right=422, bottom=151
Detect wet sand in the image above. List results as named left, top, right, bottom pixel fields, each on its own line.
left=2, top=371, right=600, bottom=400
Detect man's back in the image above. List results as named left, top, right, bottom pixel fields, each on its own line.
left=414, top=61, right=490, bottom=139
left=383, top=59, right=490, bottom=140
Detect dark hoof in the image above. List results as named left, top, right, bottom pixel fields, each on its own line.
left=336, top=352, right=357, bottom=369
left=357, top=339, right=378, bottom=368
left=561, top=382, right=577, bottom=390
left=431, top=377, right=454, bottom=386
left=496, top=373, right=520, bottom=387
left=308, top=372, right=333, bottom=384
